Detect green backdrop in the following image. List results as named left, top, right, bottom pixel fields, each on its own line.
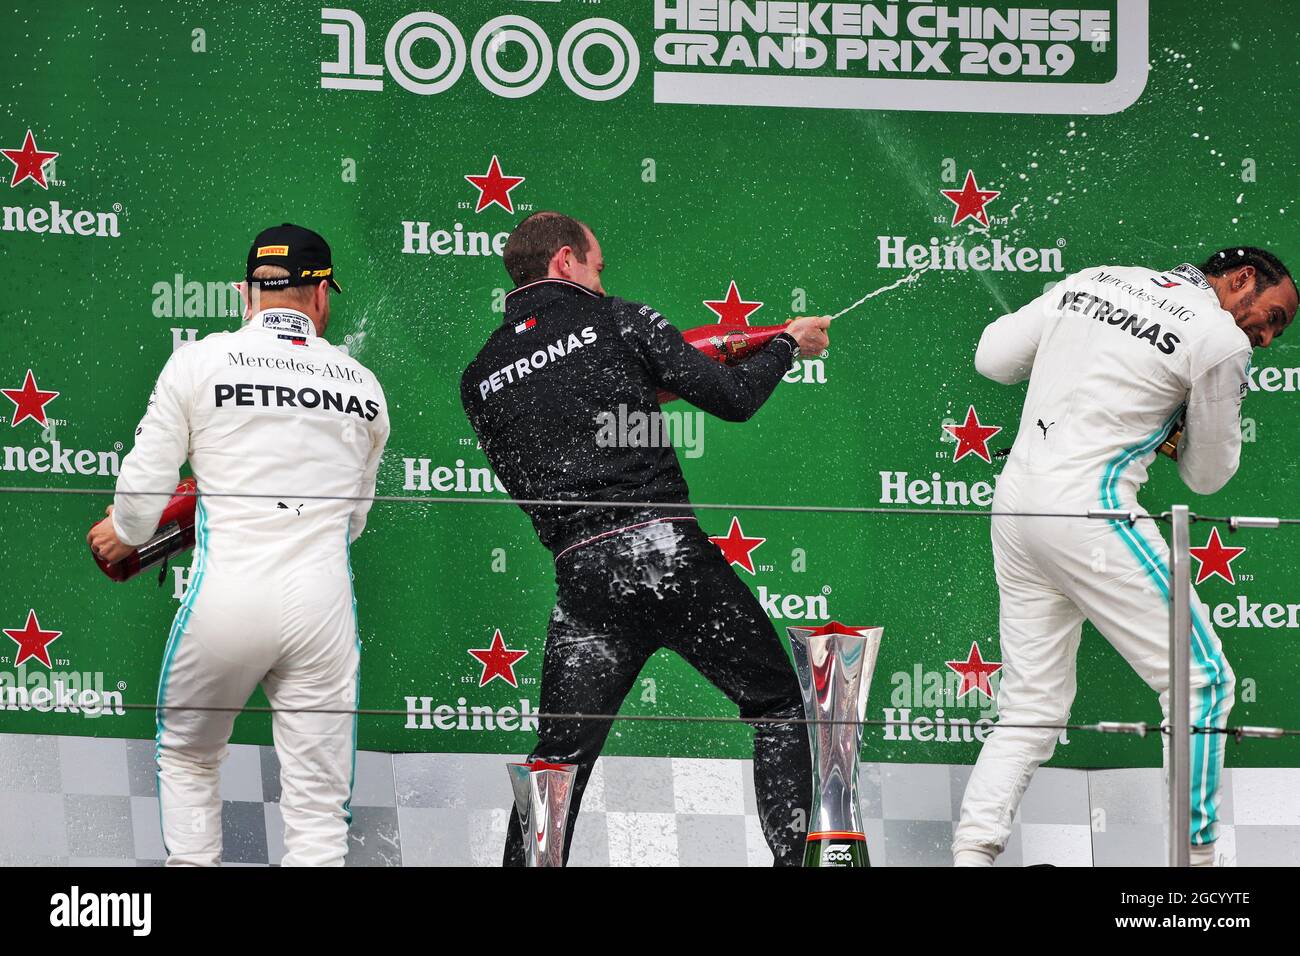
left=1, top=0, right=1296, bottom=770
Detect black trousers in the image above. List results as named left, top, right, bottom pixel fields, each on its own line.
left=504, top=519, right=812, bottom=866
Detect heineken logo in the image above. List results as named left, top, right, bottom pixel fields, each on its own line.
left=1209, top=597, right=1300, bottom=630
left=879, top=471, right=996, bottom=508
left=1, top=441, right=121, bottom=477
left=877, top=236, right=1065, bottom=274
left=403, top=457, right=508, bottom=494
left=1246, top=366, right=1300, bottom=393
left=1, top=610, right=128, bottom=719
left=404, top=696, right=538, bottom=732
left=1, top=129, right=124, bottom=237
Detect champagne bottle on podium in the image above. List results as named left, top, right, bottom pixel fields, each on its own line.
left=787, top=621, right=884, bottom=868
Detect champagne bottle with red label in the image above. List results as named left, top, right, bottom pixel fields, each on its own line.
left=91, top=478, right=198, bottom=582
left=657, top=323, right=791, bottom=403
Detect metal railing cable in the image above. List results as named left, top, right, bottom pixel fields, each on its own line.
left=5, top=484, right=1300, bottom=529
left=2, top=489, right=1300, bottom=535
left=4, top=484, right=1137, bottom=520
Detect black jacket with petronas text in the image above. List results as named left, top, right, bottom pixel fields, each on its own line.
left=460, top=278, right=798, bottom=555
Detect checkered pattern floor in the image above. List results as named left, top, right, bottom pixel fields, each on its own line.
left=2, top=735, right=1297, bottom=865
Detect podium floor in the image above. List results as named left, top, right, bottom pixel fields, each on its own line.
left=1, top=734, right=1295, bottom=866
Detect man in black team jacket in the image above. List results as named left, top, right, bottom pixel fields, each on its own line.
left=461, top=211, right=830, bottom=866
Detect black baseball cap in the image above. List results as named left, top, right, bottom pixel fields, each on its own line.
left=245, top=223, right=343, bottom=293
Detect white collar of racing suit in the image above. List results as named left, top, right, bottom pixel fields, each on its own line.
left=248, top=308, right=317, bottom=339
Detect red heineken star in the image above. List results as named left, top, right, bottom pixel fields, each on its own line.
left=941, top=170, right=1000, bottom=228
left=468, top=629, right=529, bottom=687
left=2, top=369, right=60, bottom=428
left=709, top=516, right=766, bottom=575
left=4, top=609, right=62, bottom=669
left=946, top=642, right=1002, bottom=700
left=703, top=281, right=763, bottom=327
left=2, top=130, right=59, bottom=190
left=943, top=405, right=1002, bottom=463
left=1189, top=528, right=1246, bottom=585
left=464, top=155, right=526, bottom=214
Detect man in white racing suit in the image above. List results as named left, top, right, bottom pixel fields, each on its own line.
left=88, top=224, right=390, bottom=866
left=953, top=247, right=1296, bottom=867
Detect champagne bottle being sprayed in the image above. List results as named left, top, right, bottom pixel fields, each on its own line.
left=657, top=324, right=792, bottom=403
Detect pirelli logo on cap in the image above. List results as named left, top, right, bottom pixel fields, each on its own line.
left=300, top=267, right=333, bottom=277
left=256, top=245, right=289, bottom=257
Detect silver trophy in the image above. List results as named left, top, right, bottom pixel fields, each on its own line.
left=787, top=621, right=884, bottom=867
left=507, top=760, right=579, bottom=867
